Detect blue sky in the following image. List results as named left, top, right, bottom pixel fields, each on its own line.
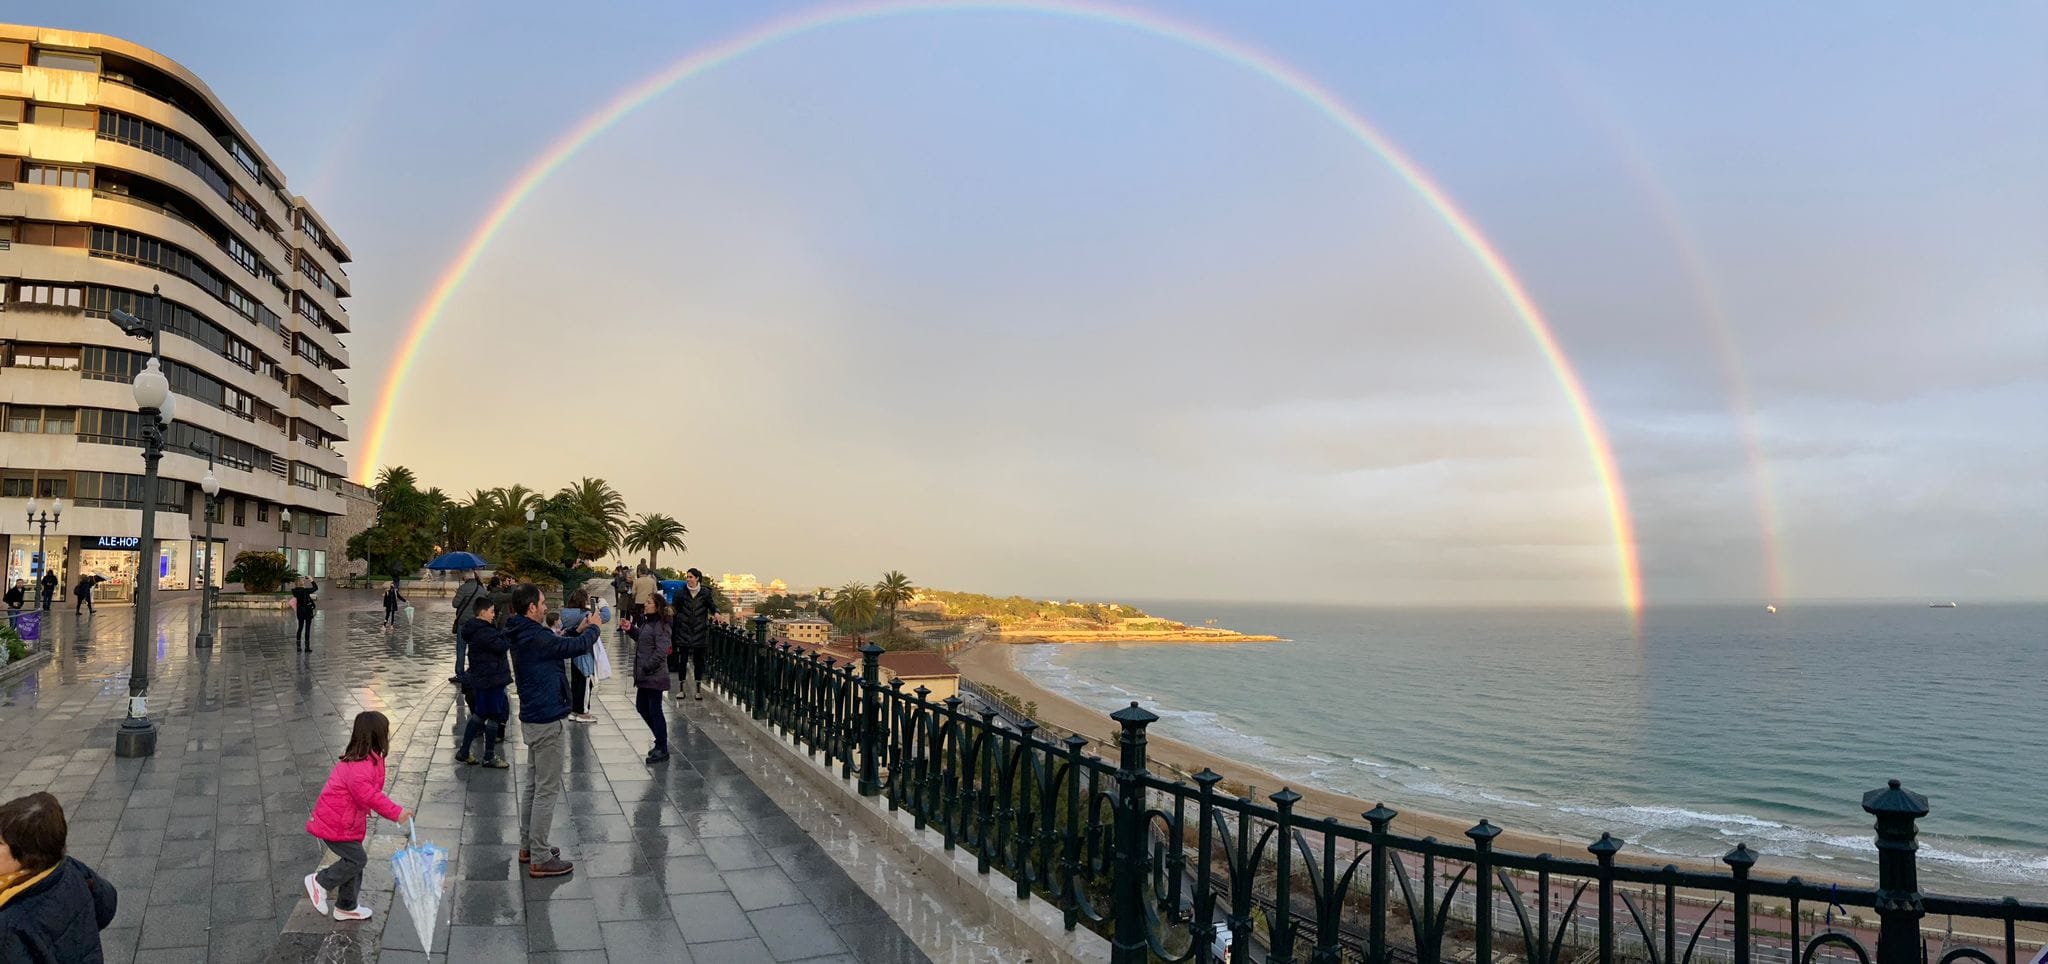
left=37, top=1, right=2047, bottom=604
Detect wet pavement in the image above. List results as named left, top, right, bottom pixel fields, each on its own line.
left=0, top=593, right=927, bottom=963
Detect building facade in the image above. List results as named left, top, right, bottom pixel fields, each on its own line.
left=0, top=27, right=353, bottom=599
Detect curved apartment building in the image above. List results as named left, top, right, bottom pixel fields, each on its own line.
left=0, top=26, right=353, bottom=601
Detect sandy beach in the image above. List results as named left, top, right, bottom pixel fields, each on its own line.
left=956, top=641, right=1775, bottom=877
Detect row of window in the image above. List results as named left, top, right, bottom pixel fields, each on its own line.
left=1, top=278, right=288, bottom=379
left=11, top=283, right=84, bottom=309
left=94, top=108, right=238, bottom=216
left=2, top=459, right=329, bottom=528
left=88, top=224, right=282, bottom=332
left=21, top=163, right=92, bottom=189
left=5, top=405, right=73, bottom=435
left=297, top=253, right=338, bottom=297
left=2, top=340, right=298, bottom=434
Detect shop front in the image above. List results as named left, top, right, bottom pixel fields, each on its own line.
left=4, top=537, right=69, bottom=591
left=73, top=535, right=202, bottom=601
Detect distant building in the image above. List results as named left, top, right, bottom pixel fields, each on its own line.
left=770, top=617, right=831, bottom=646
left=720, top=573, right=760, bottom=592
left=766, top=578, right=786, bottom=593
left=817, top=644, right=960, bottom=703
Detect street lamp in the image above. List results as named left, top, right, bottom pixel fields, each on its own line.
left=195, top=449, right=220, bottom=648
left=525, top=507, right=536, bottom=553
left=281, top=508, right=293, bottom=575
left=24, top=498, right=61, bottom=611
left=116, top=354, right=171, bottom=758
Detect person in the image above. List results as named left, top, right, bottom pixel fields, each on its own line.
left=633, top=594, right=674, bottom=762
left=449, top=570, right=489, bottom=685
left=670, top=568, right=720, bottom=701
left=630, top=564, right=657, bottom=620
left=72, top=575, right=95, bottom=616
left=381, top=580, right=407, bottom=629
left=291, top=577, right=318, bottom=651
left=455, top=600, right=511, bottom=768
left=37, top=571, right=56, bottom=612
left=507, top=584, right=600, bottom=878
left=559, top=590, right=599, bottom=724
left=303, top=711, right=407, bottom=922
left=610, top=567, right=633, bottom=632
left=0, top=791, right=118, bottom=962
left=3, top=580, right=23, bottom=614
left=488, top=574, right=514, bottom=630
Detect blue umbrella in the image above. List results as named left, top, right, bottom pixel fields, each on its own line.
left=425, top=551, right=488, bottom=571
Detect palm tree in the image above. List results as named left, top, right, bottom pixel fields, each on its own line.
left=829, top=582, right=877, bottom=639
left=623, top=513, right=689, bottom=571
left=558, top=477, right=629, bottom=555
left=873, top=571, right=915, bottom=640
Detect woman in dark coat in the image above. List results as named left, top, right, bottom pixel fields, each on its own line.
left=0, top=791, right=119, bottom=963
left=290, top=577, right=318, bottom=651
left=668, top=568, right=719, bottom=701
left=633, top=595, right=673, bottom=763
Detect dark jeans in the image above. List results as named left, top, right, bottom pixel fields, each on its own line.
left=75, top=593, right=92, bottom=614
left=295, top=615, right=314, bottom=645
left=459, top=687, right=510, bottom=762
left=382, top=605, right=398, bottom=625
left=674, top=647, right=707, bottom=696
left=40, top=589, right=53, bottom=610
left=315, top=839, right=367, bottom=911
left=569, top=663, right=590, bottom=715
left=635, top=687, right=667, bottom=751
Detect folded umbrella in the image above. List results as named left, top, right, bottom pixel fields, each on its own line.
left=390, top=819, right=448, bottom=951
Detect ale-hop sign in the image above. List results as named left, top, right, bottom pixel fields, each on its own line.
left=83, top=536, right=142, bottom=550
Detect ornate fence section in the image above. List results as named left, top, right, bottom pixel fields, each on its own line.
left=706, top=618, right=2048, bottom=964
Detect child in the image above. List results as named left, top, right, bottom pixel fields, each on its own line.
left=456, top=600, right=512, bottom=768
left=381, top=581, right=407, bottom=629
left=303, top=711, right=407, bottom=921
left=632, top=593, right=674, bottom=762
left=544, top=610, right=561, bottom=633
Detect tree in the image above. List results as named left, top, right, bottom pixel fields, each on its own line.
left=557, top=478, right=629, bottom=556
left=226, top=551, right=296, bottom=593
left=873, top=570, right=916, bottom=640
left=623, top=513, right=688, bottom=571
left=345, top=466, right=442, bottom=580
left=756, top=594, right=802, bottom=618
left=829, top=582, right=877, bottom=638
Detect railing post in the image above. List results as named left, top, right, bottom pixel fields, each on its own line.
left=1724, top=843, right=1755, bottom=964
left=749, top=616, right=770, bottom=720
left=1271, top=788, right=1302, bottom=964
left=1365, top=804, right=1398, bottom=964
left=1863, top=780, right=1928, bottom=964
left=1110, top=702, right=1159, bottom=964
left=1469, top=820, right=1502, bottom=964
left=858, top=643, right=883, bottom=795
left=1589, top=833, right=1624, bottom=964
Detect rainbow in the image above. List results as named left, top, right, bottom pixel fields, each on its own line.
left=355, top=0, right=1644, bottom=613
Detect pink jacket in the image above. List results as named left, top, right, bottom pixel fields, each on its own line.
left=305, top=755, right=403, bottom=842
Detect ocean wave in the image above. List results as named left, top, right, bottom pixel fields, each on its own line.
left=1559, top=803, right=1789, bottom=832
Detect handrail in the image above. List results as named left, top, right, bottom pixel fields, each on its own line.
left=705, top=622, right=2048, bottom=964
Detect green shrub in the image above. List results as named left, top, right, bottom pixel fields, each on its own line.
left=226, top=551, right=298, bottom=593
left=2, top=626, right=27, bottom=663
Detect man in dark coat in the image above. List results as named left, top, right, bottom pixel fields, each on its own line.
left=506, top=584, right=599, bottom=878
left=37, top=571, right=57, bottom=611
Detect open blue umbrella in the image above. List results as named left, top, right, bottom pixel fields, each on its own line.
left=425, top=551, right=488, bottom=571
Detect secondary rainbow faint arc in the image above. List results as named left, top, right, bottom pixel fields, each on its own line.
left=357, top=0, right=1644, bottom=613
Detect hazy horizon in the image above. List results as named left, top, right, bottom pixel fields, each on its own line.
left=41, top=1, right=2046, bottom=606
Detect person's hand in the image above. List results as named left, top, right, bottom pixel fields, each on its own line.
left=395, top=807, right=409, bottom=824
left=581, top=612, right=599, bottom=631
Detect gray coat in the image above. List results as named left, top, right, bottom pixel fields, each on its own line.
left=634, top=618, right=672, bottom=691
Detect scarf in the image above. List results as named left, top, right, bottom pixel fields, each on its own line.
left=0, top=864, right=55, bottom=910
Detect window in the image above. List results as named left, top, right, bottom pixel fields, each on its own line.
left=0, top=471, right=65, bottom=500
left=312, top=516, right=329, bottom=538
left=6, top=344, right=81, bottom=369
left=232, top=497, right=245, bottom=526
left=257, top=501, right=268, bottom=523
left=11, top=282, right=84, bottom=309
left=312, top=550, right=327, bottom=578
left=21, top=164, right=91, bottom=189
left=0, top=99, right=22, bottom=126
left=26, top=104, right=95, bottom=129
left=76, top=408, right=140, bottom=444
left=290, top=463, right=322, bottom=490
left=32, top=50, right=98, bottom=73
left=0, top=41, right=27, bottom=69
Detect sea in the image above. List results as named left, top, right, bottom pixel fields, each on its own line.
left=1014, top=601, right=2048, bottom=898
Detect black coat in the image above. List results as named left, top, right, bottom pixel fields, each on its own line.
left=458, top=617, right=513, bottom=689
left=0, top=857, right=119, bottom=963
left=671, top=585, right=719, bottom=650
left=291, top=582, right=317, bottom=616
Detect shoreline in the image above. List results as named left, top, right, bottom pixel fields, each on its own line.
left=954, top=641, right=1829, bottom=882
left=994, top=631, right=1284, bottom=644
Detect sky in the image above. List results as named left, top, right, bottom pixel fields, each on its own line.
left=35, top=2, right=2048, bottom=606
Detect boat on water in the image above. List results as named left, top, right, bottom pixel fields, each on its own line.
left=1930, top=601, right=1958, bottom=608
left=1765, top=604, right=1777, bottom=614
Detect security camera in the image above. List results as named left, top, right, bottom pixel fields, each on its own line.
left=109, top=308, right=150, bottom=340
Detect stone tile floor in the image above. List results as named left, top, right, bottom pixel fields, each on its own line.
left=0, top=594, right=927, bottom=963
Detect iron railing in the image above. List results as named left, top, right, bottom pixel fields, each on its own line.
left=706, top=617, right=2048, bottom=964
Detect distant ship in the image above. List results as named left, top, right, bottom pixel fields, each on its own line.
left=1930, top=602, right=1958, bottom=608
left=1765, top=605, right=1777, bottom=614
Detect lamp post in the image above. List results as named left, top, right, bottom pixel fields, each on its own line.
left=525, top=507, right=536, bottom=553
left=24, top=498, right=60, bottom=610
left=195, top=445, right=220, bottom=647
left=110, top=285, right=166, bottom=759
left=281, top=508, right=292, bottom=576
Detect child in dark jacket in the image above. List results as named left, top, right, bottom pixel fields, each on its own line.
left=457, top=601, right=513, bottom=768
left=633, top=594, right=674, bottom=762
left=381, top=581, right=407, bottom=629
left=304, top=712, right=407, bottom=921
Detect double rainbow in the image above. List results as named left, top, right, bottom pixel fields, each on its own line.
left=355, top=0, right=1643, bottom=613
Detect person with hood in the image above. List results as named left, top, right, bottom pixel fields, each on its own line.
left=669, top=568, right=721, bottom=700
left=291, top=576, right=318, bottom=651
left=72, top=574, right=98, bottom=616
left=633, top=593, right=674, bottom=762
left=455, top=599, right=511, bottom=768
left=37, top=571, right=57, bottom=612
left=506, top=584, right=600, bottom=878
left=0, top=791, right=119, bottom=961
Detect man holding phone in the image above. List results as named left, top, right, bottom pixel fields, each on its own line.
left=506, top=584, right=602, bottom=878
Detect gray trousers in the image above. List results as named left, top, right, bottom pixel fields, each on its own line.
left=520, top=719, right=566, bottom=853
left=315, top=839, right=368, bottom=911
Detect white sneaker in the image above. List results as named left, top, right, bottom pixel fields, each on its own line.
left=303, top=873, right=329, bottom=915
left=333, top=905, right=373, bottom=922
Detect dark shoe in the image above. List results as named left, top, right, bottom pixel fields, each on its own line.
left=518, top=847, right=560, bottom=864
left=645, top=747, right=670, bottom=763
left=527, top=857, right=574, bottom=878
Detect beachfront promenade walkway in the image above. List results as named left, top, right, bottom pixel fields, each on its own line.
left=0, top=594, right=968, bottom=963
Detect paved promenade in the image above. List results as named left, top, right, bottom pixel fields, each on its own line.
left=0, top=593, right=927, bottom=963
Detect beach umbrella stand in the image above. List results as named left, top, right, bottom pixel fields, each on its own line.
left=390, top=819, right=448, bottom=951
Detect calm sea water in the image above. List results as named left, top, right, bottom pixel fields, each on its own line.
left=1018, top=601, right=2048, bottom=897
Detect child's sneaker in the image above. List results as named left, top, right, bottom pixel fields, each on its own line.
left=482, top=757, right=509, bottom=769
left=454, top=753, right=478, bottom=766
left=303, top=873, right=329, bottom=915
left=333, top=905, right=373, bottom=922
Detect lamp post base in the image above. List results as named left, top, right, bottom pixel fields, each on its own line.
left=195, top=632, right=212, bottom=648
left=114, top=719, right=158, bottom=758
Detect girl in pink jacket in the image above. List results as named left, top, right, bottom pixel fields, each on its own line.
left=302, top=711, right=407, bottom=921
